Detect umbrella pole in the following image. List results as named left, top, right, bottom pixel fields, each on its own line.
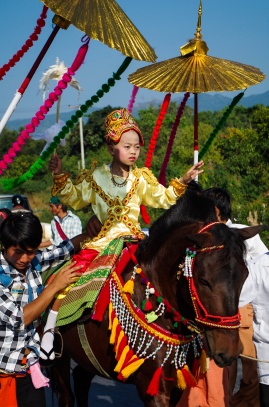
left=194, top=93, right=199, bottom=180
left=0, top=25, right=61, bottom=134
left=194, top=93, right=199, bottom=165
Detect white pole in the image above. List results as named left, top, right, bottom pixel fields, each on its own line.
left=79, top=116, right=85, bottom=169
left=0, top=91, right=22, bottom=134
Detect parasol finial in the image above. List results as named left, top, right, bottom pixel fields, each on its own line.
left=180, top=0, right=208, bottom=57
left=195, top=0, right=203, bottom=40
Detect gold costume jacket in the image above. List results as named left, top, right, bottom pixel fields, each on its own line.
left=52, top=163, right=186, bottom=252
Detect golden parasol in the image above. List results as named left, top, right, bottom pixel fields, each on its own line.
left=128, top=0, right=265, bottom=164
left=0, top=0, right=157, bottom=133
left=40, top=0, right=157, bottom=62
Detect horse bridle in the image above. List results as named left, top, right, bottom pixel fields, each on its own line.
left=182, top=222, right=241, bottom=329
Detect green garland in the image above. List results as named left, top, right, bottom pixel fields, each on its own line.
left=198, top=91, right=244, bottom=160
left=2, top=57, right=132, bottom=191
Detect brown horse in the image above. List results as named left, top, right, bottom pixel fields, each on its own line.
left=51, top=189, right=266, bottom=407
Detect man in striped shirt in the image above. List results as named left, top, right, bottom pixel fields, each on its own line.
left=0, top=212, right=86, bottom=406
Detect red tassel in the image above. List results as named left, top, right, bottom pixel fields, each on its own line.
left=91, top=279, right=110, bottom=321
left=146, top=366, right=163, bottom=396
left=181, top=365, right=197, bottom=387
left=140, top=205, right=151, bottom=224
left=70, top=41, right=89, bottom=72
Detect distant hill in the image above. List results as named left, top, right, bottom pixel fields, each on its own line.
left=132, top=91, right=269, bottom=117
left=5, top=91, right=269, bottom=131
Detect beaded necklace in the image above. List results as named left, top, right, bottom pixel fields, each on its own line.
left=110, top=164, right=129, bottom=187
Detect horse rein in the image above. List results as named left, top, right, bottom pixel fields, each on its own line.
left=182, top=222, right=241, bottom=329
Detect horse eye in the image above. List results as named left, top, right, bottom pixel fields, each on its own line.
left=198, top=278, right=211, bottom=288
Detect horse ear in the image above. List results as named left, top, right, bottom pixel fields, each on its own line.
left=232, top=225, right=269, bottom=241
left=186, top=234, right=208, bottom=248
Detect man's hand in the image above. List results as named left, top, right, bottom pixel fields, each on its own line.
left=49, top=153, right=63, bottom=175
left=86, top=215, right=102, bottom=238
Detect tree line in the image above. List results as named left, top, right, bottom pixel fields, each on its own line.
left=1, top=103, right=269, bottom=244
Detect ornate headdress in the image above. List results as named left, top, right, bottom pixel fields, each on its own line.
left=105, top=108, right=144, bottom=145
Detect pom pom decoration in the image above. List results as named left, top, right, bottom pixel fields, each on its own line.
left=0, top=6, right=48, bottom=81
left=1, top=57, right=132, bottom=191
left=0, top=38, right=90, bottom=176
left=198, top=92, right=244, bottom=160
left=123, top=279, right=134, bottom=295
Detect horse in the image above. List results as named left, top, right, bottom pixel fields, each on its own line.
left=50, top=189, right=266, bottom=407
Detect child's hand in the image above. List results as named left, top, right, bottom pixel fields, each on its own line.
left=181, top=160, right=204, bottom=185
left=51, top=262, right=83, bottom=291
left=49, top=153, right=63, bottom=175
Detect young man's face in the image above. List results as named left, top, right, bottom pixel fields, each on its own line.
left=49, top=203, right=61, bottom=216
left=3, top=245, right=37, bottom=272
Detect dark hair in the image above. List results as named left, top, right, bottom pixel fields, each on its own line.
left=203, top=187, right=232, bottom=221
left=12, top=194, right=24, bottom=207
left=0, top=212, right=43, bottom=250
left=0, top=208, right=12, bottom=227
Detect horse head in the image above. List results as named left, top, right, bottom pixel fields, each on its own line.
left=137, top=190, right=267, bottom=369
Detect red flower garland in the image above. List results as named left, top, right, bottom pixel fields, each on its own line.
left=140, top=93, right=171, bottom=224
left=0, top=6, right=48, bottom=81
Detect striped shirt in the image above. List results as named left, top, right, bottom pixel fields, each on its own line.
left=51, top=210, right=82, bottom=245
left=0, top=239, right=74, bottom=373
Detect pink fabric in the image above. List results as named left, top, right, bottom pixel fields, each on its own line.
left=30, top=362, right=49, bottom=389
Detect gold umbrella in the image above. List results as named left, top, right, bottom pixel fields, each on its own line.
left=128, top=0, right=265, bottom=163
left=0, top=0, right=157, bottom=133
left=40, top=0, right=157, bottom=62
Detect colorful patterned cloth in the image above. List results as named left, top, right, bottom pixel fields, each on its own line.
left=56, top=238, right=124, bottom=326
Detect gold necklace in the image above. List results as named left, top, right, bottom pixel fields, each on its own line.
left=111, top=165, right=129, bottom=187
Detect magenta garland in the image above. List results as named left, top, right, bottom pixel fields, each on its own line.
left=0, top=38, right=90, bottom=175
left=127, top=86, right=139, bottom=113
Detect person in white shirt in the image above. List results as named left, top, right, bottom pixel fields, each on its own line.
left=240, top=253, right=269, bottom=407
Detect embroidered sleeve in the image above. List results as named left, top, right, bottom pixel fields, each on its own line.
left=169, top=178, right=187, bottom=197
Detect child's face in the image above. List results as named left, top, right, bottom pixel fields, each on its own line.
left=109, top=130, right=140, bottom=166
left=3, top=245, right=37, bottom=273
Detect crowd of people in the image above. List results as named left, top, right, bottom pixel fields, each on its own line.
left=0, top=108, right=268, bottom=407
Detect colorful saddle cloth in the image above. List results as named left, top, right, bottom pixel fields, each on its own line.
left=56, top=238, right=124, bottom=326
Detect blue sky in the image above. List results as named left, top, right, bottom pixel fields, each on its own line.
left=0, top=0, right=268, bottom=121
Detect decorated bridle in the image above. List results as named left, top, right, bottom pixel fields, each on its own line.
left=181, top=222, right=241, bottom=329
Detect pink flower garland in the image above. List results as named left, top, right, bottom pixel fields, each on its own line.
left=127, top=85, right=139, bottom=113
left=0, top=39, right=89, bottom=175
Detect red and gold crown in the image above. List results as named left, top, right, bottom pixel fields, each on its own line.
left=105, top=108, right=144, bottom=145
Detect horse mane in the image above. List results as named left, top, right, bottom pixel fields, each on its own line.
left=137, top=185, right=218, bottom=259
